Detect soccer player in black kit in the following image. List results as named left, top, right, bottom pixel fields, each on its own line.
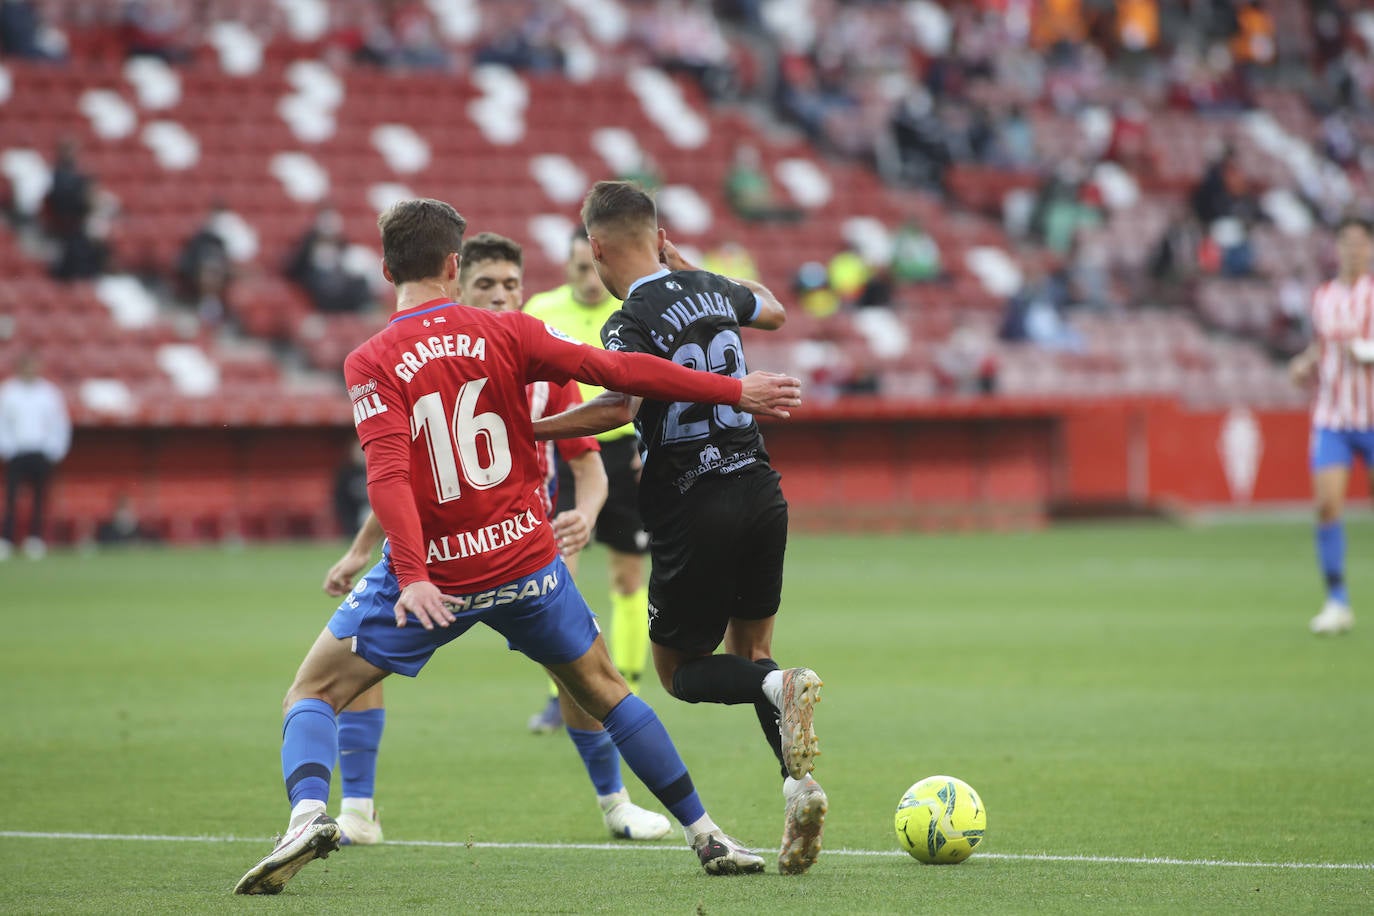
left=534, top=181, right=827, bottom=875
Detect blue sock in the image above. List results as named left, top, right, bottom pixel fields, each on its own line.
left=282, top=698, right=336, bottom=807
left=566, top=726, right=624, bottom=797
left=601, top=695, right=704, bottom=826
left=1317, top=522, right=1349, bottom=604
left=337, top=708, right=386, bottom=799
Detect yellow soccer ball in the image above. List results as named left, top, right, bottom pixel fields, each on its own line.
left=894, top=775, right=987, bottom=864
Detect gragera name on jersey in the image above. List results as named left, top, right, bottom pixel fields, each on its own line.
left=394, top=334, right=488, bottom=383
left=447, top=569, right=560, bottom=612
left=425, top=506, right=543, bottom=563
left=673, top=445, right=759, bottom=493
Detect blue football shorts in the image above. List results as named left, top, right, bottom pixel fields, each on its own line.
left=1310, top=426, right=1374, bottom=471
left=327, top=553, right=600, bottom=677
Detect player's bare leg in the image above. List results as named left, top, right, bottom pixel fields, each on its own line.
left=1311, top=465, right=1355, bottom=634
left=235, top=633, right=387, bottom=895
left=549, top=636, right=763, bottom=874
left=284, top=630, right=389, bottom=712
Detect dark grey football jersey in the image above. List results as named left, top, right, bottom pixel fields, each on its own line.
left=601, top=269, right=772, bottom=508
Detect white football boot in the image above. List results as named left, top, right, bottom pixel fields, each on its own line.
left=778, top=775, right=827, bottom=875
left=1309, top=600, right=1354, bottom=635
left=234, top=813, right=341, bottom=895
left=337, top=804, right=384, bottom=846
left=692, top=831, right=765, bottom=875
left=601, top=790, right=672, bottom=840
left=778, top=668, right=823, bottom=780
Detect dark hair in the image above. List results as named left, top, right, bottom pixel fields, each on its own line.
left=1336, top=215, right=1373, bottom=236
left=580, top=180, right=657, bottom=236
left=460, top=232, right=523, bottom=279
left=377, top=198, right=467, bottom=284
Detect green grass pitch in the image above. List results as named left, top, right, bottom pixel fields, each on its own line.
left=3, top=519, right=1372, bottom=913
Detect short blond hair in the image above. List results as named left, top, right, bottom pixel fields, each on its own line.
left=581, top=180, right=657, bottom=237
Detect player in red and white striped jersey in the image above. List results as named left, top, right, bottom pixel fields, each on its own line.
left=1289, top=216, right=1374, bottom=635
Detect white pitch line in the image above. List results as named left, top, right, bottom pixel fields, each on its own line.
left=1, top=831, right=1370, bottom=871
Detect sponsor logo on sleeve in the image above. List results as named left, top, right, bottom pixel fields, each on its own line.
left=350, top=379, right=388, bottom=426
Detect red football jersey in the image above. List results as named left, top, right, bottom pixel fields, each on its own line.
left=529, top=378, right=598, bottom=515
left=344, top=298, right=741, bottom=592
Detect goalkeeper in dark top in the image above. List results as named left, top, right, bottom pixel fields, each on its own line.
left=534, top=180, right=827, bottom=876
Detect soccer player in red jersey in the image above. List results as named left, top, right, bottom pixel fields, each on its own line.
left=1290, top=216, right=1374, bottom=635
left=319, top=232, right=670, bottom=846
left=235, top=199, right=801, bottom=895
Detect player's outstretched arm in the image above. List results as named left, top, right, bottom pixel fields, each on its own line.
left=533, top=391, right=639, bottom=441
left=323, top=511, right=385, bottom=596
left=553, top=450, right=608, bottom=557
left=522, top=311, right=802, bottom=417
left=661, top=238, right=786, bottom=330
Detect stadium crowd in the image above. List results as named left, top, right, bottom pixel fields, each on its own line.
left=1, top=0, right=1372, bottom=413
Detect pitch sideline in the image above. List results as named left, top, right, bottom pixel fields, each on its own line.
left=0, top=830, right=1370, bottom=872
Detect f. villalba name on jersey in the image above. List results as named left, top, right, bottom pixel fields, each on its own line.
left=620, top=291, right=740, bottom=353
left=658, top=291, right=738, bottom=333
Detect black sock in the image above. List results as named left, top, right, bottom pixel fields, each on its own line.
left=671, top=654, right=769, bottom=705
left=751, top=657, right=787, bottom=778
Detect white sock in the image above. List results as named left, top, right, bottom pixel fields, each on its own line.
left=288, top=799, right=327, bottom=831
left=762, top=669, right=785, bottom=708
left=341, top=797, right=374, bottom=818
left=783, top=774, right=819, bottom=799
left=597, top=788, right=629, bottom=812
left=683, top=812, right=719, bottom=844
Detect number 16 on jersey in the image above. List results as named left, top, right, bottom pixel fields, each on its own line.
left=411, top=378, right=514, bottom=502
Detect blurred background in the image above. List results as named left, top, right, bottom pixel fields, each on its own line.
left=0, top=0, right=1370, bottom=548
